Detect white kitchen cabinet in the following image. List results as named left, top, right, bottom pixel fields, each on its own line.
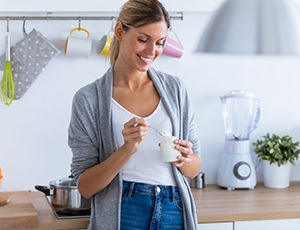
left=198, top=222, right=233, bottom=230
left=235, top=219, right=300, bottom=230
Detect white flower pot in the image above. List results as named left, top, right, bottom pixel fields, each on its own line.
left=262, top=160, right=291, bottom=189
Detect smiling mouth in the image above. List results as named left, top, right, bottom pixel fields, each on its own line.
left=137, top=54, right=153, bottom=63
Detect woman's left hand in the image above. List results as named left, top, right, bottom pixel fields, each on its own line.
left=172, top=139, right=193, bottom=167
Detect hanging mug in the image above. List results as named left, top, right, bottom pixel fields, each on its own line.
left=97, top=35, right=112, bottom=56
left=64, top=27, right=92, bottom=58
left=162, top=29, right=184, bottom=58
left=97, top=19, right=115, bottom=56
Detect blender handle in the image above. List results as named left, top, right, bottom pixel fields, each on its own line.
left=249, top=100, right=262, bottom=133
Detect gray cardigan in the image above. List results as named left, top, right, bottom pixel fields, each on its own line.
left=69, top=66, right=201, bottom=230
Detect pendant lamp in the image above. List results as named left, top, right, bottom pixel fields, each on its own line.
left=197, top=0, right=300, bottom=54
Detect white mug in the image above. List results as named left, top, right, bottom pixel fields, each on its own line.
left=64, top=28, right=92, bottom=58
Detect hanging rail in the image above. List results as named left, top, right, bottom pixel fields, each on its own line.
left=0, top=16, right=117, bottom=21
left=0, top=12, right=183, bottom=21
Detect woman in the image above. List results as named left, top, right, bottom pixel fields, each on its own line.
left=68, top=0, right=202, bottom=229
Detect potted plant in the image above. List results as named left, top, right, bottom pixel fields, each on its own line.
left=253, top=133, right=300, bottom=188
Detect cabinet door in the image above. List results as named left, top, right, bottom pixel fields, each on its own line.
left=235, top=219, right=300, bottom=230
left=198, top=222, right=233, bottom=230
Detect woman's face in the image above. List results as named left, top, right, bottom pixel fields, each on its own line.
left=117, top=21, right=168, bottom=72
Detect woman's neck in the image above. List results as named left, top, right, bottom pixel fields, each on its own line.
left=113, top=62, right=150, bottom=91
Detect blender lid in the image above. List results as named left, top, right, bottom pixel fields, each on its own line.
left=222, top=90, right=255, bottom=99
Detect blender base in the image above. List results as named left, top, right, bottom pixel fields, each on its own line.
left=217, top=141, right=257, bottom=190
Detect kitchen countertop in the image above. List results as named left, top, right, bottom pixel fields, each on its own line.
left=1, top=182, right=300, bottom=229
left=0, top=191, right=89, bottom=229
left=194, top=181, right=300, bottom=223
left=30, top=191, right=89, bottom=229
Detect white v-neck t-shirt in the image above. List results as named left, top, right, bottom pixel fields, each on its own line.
left=112, top=98, right=176, bottom=186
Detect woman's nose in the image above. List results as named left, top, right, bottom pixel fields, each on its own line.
left=146, top=43, right=156, bottom=55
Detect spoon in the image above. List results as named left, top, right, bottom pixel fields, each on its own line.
left=149, top=126, right=163, bottom=136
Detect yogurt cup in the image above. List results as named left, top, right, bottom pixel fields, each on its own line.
left=160, top=131, right=181, bottom=162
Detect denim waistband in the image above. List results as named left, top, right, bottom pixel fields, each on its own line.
left=122, top=180, right=180, bottom=197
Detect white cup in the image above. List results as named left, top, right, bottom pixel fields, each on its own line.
left=64, top=28, right=92, bottom=58
left=160, top=136, right=181, bottom=162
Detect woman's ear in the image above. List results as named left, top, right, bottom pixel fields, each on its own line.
left=114, top=21, right=123, bottom=41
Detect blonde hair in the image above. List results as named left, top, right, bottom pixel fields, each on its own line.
left=109, top=0, right=170, bottom=65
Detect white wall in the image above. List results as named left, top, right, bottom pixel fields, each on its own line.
left=0, top=0, right=224, bottom=12
left=1, top=1, right=300, bottom=191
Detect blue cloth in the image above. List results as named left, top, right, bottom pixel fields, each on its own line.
left=121, top=181, right=184, bottom=230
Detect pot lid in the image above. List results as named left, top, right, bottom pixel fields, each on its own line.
left=49, top=177, right=77, bottom=188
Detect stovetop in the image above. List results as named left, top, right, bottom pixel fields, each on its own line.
left=46, top=197, right=90, bottom=219
left=54, top=208, right=90, bottom=219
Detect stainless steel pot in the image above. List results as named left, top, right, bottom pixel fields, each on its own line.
left=35, top=176, right=90, bottom=211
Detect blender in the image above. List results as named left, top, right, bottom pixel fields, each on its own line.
left=217, top=90, right=261, bottom=190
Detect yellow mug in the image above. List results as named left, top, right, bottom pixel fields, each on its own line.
left=97, top=35, right=112, bottom=56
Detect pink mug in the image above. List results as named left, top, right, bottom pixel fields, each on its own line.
left=162, top=36, right=184, bottom=58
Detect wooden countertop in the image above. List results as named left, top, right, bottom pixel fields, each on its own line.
left=29, top=191, right=89, bottom=229
left=0, top=191, right=89, bottom=229
left=1, top=182, right=300, bottom=229
left=193, top=182, right=300, bottom=223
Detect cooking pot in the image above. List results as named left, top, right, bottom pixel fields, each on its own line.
left=35, top=176, right=90, bottom=211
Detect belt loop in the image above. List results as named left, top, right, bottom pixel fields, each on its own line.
left=171, top=186, right=175, bottom=203
left=128, top=182, right=135, bottom=198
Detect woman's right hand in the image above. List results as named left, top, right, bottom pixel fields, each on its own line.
left=122, top=117, right=149, bottom=154
left=77, top=117, right=149, bottom=198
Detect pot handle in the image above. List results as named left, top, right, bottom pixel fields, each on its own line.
left=69, top=174, right=74, bottom=178
left=35, top=185, right=51, bottom=196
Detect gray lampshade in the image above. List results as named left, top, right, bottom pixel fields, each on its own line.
left=197, top=0, right=300, bottom=55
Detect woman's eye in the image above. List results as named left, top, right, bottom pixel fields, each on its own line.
left=138, top=38, right=148, bottom=43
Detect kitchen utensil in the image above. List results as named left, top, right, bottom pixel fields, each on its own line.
left=0, top=28, right=61, bottom=99
left=35, top=175, right=90, bottom=211
left=162, top=36, right=184, bottom=58
left=64, top=27, right=92, bottom=58
left=97, top=19, right=114, bottom=56
left=217, top=90, right=261, bottom=190
left=0, top=20, right=14, bottom=106
left=149, top=126, right=163, bottom=136
left=162, top=28, right=184, bottom=58
left=97, top=35, right=112, bottom=56
left=189, top=172, right=205, bottom=189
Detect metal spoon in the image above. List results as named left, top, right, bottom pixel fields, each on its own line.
left=149, top=126, right=163, bottom=136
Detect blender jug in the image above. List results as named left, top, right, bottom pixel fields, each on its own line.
left=221, top=90, right=261, bottom=141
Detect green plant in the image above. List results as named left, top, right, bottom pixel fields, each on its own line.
left=253, top=133, right=300, bottom=166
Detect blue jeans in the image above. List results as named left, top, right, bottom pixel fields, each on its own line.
left=121, top=181, right=184, bottom=230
